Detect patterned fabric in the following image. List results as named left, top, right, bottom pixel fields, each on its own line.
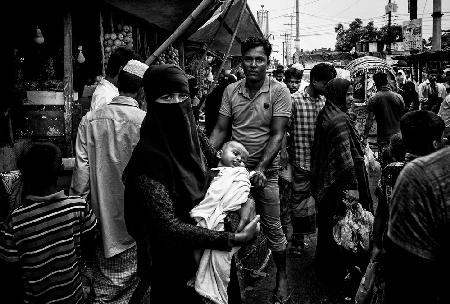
left=311, top=101, right=364, bottom=203
left=0, top=191, right=97, bottom=303
left=388, top=147, right=450, bottom=261
left=0, top=170, right=23, bottom=220
left=91, top=244, right=139, bottom=304
left=288, top=88, right=326, bottom=171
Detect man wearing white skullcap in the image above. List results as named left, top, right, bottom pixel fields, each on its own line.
left=71, top=59, right=148, bottom=303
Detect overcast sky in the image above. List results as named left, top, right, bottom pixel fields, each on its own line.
left=247, top=0, right=450, bottom=62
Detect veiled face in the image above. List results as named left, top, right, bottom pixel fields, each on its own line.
left=154, top=93, right=190, bottom=104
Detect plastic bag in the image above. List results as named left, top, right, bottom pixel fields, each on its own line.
left=333, top=191, right=374, bottom=253
left=364, top=144, right=380, bottom=173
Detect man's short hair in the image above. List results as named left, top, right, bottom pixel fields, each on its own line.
left=105, top=47, right=140, bottom=78
left=19, top=142, right=62, bottom=187
left=117, top=72, right=143, bottom=94
left=400, top=110, right=445, bottom=155
left=310, top=63, right=336, bottom=83
left=284, top=67, right=303, bottom=80
left=241, top=37, right=272, bottom=58
left=373, top=72, right=388, bottom=87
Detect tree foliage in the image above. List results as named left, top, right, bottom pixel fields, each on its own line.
left=335, top=18, right=403, bottom=51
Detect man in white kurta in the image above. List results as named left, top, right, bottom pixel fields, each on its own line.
left=71, top=60, right=148, bottom=303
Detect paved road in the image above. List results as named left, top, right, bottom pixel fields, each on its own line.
left=238, top=234, right=357, bottom=304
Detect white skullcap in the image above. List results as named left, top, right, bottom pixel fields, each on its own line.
left=291, top=63, right=304, bottom=71
left=123, top=60, right=149, bottom=79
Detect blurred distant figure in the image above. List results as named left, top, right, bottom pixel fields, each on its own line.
left=363, top=72, right=405, bottom=166
left=400, top=81, right=420, bottom=111
left=204, top=73, right=237, bottom=137
left=418, top=69, right=446, bottom=113
left=274, top=65, right=285, bottom=82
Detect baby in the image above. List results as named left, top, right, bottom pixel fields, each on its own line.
left=189, top=140, right=254, bottom=304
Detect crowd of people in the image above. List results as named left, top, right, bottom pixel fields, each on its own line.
left=0, top=36, right=449, bottom=304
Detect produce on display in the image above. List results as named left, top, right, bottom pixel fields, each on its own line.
left=154, top=45, right=180, bottom=66
left=102, top=24, right=133, bottom=66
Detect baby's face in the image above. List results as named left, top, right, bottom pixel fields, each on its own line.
left=220, top=143, right=248, bottom=168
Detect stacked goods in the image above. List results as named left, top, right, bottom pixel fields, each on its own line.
left=103, top=24, right=133, bottom=65
left=154, top=45, right=180, bottom=66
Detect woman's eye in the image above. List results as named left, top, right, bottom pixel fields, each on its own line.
left=161, top=95, right=172, bottom=101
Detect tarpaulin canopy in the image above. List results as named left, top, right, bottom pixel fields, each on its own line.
left=187, top=0, right=264, bottom=56
left=103, top=0, right=222, bottom=36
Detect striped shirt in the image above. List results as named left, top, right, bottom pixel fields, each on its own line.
left=288, top=88, right=326, bottom=171
left=0, top=191, right=97, bottom=303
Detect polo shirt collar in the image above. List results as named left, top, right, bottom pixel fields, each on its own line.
left=239, top=75, right=270, bottom=98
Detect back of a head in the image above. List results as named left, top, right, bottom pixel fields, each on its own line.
left=105, top=47, right=140, bottom=78
left=400, top=110, right=445, bottom=155
left=241, top=36, right=272, bottom=58
left=19, top=142, right=62, bottom=188
left=310, top=62, right=337, bottom=83
left=373, top=72, right=388, bottom=87
left=389, top=132, right=406, bottom=162
left=117, top=59, right=148, bottom=94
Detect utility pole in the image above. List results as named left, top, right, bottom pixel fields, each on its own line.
left=409, top=0, right=417, bottom=20
left=432, top=0, right=443, bottom=51
left=294, top=0, right=301, bottom=53
left=387, top=0, right=392, bottom=54
left=284, top=15, right=295, bottom=64
left=280, top=33, right=291, bottom=65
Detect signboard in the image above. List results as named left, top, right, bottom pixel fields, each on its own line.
left=402, top=19, right=423, bottom=51
left=385, top=3, right=398, bottom=14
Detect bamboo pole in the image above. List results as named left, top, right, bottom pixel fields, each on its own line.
left=209, top=0, right=247, bottom=94
left=145, top=0, right=220, bottom=66
left=99, top=11, right=106, bottom=76
left=63, top=10, right=74, bottom=156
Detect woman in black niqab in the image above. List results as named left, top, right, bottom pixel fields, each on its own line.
left=123, top=65, right=241, bottom=304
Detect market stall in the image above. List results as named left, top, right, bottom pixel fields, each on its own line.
left=2, top=0, right=224, bottom=173
left=345, top=56, right=397, bottom=137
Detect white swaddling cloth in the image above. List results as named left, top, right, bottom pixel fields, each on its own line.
left=190, top=166, right=251, bottom=304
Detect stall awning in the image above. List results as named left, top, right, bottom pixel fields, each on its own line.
left=103, top=0, right=222, bottom=36
left=187, top=0, right=264, bottom=56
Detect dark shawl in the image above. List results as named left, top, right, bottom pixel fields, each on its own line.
left=124, top=65, right=209, bottom=244
left=311, top=78, right=369, bottom=206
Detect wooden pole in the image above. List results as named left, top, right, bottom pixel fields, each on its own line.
left=209, top=0, right=247, bottom=93
left=145, top=0, right=220, bottom=66
left=63, top=10, right=74, bottom=156
left=99, top=10, right=106, bottom=76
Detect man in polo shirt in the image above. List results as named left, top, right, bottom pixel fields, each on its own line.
left=210, top=37, right=292, bottom=303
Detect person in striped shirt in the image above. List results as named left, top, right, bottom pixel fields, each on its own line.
left=0, top=142, right=97, bottom=303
